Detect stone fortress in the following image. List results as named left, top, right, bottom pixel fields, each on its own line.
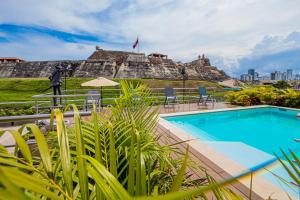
left=0, top=46, right=228, bottom=81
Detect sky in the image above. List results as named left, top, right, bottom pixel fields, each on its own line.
left=0, top=0, right=300, bottom=77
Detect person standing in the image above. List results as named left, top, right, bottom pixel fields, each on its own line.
left=49, top=64, right=63, bottom=106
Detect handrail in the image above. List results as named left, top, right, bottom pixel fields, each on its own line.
left=0, top=111, right=92, bottom=123
left=32, top=93, right=101, bottom=98
left=0, top=101, right=48, bottom=105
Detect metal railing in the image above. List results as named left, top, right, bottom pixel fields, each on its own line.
left=0, top=87, right=227, bottom=122
left=0, top=111, right=92, bottom=123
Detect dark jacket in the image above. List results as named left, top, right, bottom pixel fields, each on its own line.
left=49, top=68, right=62, bottom=87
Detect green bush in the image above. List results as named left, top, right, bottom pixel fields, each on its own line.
left=0, top=107, right=34, bottom=116
left=225, top=87, right=300, bottom=107
left=272, top=80, right=291, bottom=89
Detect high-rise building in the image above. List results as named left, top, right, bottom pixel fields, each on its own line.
left=282, top=72, right=287, bottom=81
left=287, top=69, right=293, bottom=80
left=248, top=69, right=255, bottom=80
left=270, top=72, right=276, bottom=80
left=240, top=74, right=252, bottom=81
left=274, top=71, right=281, bottom=80
left=254, top=72, right=259, bottom=81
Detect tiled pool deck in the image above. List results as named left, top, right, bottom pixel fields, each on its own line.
left=157, top=105, right=294, bottom=200
left=158, top=102, right=237, bottom=114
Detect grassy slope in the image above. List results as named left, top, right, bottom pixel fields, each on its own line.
left=0, top=78, right=222, bottom=102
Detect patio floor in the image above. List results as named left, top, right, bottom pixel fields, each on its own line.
left=158, top=102, right=237, bottom=114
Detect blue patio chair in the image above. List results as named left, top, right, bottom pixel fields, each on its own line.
left=164, top=87, right=177, bottom=106
left=198, top=87, right=215, bottom=105
left=84, top=90, right=101, bottom=111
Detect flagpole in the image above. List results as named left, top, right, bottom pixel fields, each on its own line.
left=138, top=36, right=139, bottom=53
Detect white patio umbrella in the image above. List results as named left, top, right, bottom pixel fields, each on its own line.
left=81, top=77, right=119, bottom=107
left=81, top=77, right=119, bottom=87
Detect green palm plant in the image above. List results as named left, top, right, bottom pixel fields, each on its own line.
left=0, top=80, right=262, bottom=199
left=269, top=149, right=300, bottom=198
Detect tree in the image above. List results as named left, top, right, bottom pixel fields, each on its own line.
left=273, top=80, right=291, bottom=89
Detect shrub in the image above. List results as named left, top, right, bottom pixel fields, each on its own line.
left=225, top=86, right=300, bottom=107
left=273, top=80, right=291, bottom=89
left=0, top=107, right=34, bottom=116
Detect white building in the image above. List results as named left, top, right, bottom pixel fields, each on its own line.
left=240, top=74, right=252, bottom=81
left=274, top=71, right=281, bottom=80
left=262, top=75, right=270, bottom=80
left=281, top=72, right=287, bottom=81
left=287, top=69, right=293, bottom=80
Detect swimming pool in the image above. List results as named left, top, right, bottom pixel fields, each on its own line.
left=162, top=106, right=300, bottom=199
left=165, top=107, right=300, bottom=155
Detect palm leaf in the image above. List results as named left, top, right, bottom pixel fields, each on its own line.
left=23, top=124, right=53, bottom=178
left=65, top=104, right=89, bottom=200
left=92, top=104, right=104, bottom=200
left=275, top=152, right=300, bottom=186
left=170, top=145, right=189, bottom=192
left=6, top=130, right=32, bottom=165
left=108, top=121, right=118, bottom=178
left=0, top=167, right=29, bottom=200
left=83, top=156, right=132, bottom=200
left=0, top=166, right=62, bottom=200
left=54, top=109, right=73, bottom=198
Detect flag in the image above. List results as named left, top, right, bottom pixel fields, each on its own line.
left=133, top=37, right=139, bottom=49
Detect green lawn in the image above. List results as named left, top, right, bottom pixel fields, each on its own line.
left=0, top=78, right=223, bottom=102
left=0, top=78, right=225, bottom=116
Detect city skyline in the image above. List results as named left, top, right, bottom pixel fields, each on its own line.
left=240, top=68, right=300, bottom=81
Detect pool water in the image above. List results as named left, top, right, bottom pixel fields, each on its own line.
left=165, top=107, right=300, bottom=155
left=164, top=107, right=300, bottom=198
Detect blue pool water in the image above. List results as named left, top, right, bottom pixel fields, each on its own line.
left=164, top=107, right=300, bottom=198
left=165, top=107, right=300, bottom=156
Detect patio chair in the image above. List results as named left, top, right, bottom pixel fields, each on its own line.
left=164, top=87, right=177, bottom=106
left=84, top=90, right=101, bottom=111
left=198, top=87, right=215, bottom=105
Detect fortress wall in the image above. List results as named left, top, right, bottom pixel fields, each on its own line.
left=0, top=52, right=228, bottom=81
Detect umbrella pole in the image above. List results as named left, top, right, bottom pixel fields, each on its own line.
left=100, top=87, right=103, bottom=110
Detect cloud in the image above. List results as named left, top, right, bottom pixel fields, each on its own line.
left=237, top=32, right=300, bottom=75
left=250, top=32, right=300, bottom=56
left=0, top=0, right=113, bottom=33
left=0, top=24, right=127, bottom=60
left=0, top=0, right=300, bottom=75
left=0, top=33, right=96, bottom=60
left=112, top=0, right=300, bottom=56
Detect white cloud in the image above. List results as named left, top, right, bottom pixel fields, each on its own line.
left=236, top=31, right=300, bottom=75
left=0, top=34, right=96, bottom=60
left=0, top=0, right=113, bottom=33
left=1, top=0, right=300, bottom=74
left=249, top=32, right=300, bottom=57
left=112, top=0, right=300, bottom=58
